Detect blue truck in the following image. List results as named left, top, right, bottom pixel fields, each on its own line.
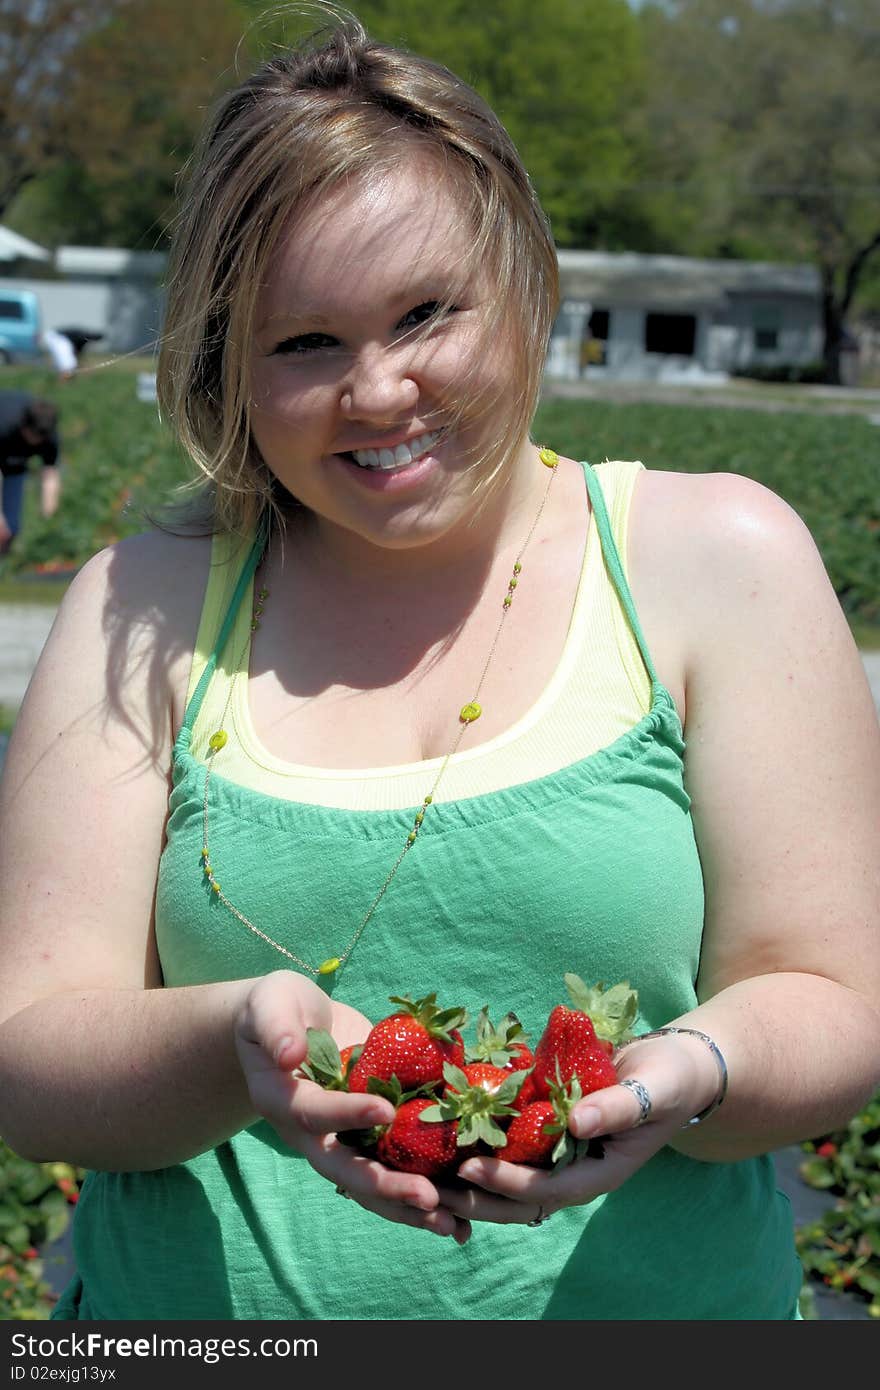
left=0, top=288, right=43, bottom=364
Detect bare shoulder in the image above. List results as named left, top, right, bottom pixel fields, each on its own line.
left=26, top=527, right=214, bottom=762
left=629, top=467, right=843, bottom=678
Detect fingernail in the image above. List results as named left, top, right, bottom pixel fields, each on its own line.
left=366, top=1104, right=393, bottom=1125
left=458, top=1162, right=479, bottom=1181
left=571, top=1105, right=600, bottom=1138
left=274, top=1036, right=294, bottom=1065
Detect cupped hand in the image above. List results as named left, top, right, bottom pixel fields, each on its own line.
left=435, top=1031, right=710, bottom=1227
left=233, top=970, right=471, bottom=1244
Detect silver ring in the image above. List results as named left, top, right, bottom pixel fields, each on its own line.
left=334, top=1184, right=352, bottom=1199
left=619, top=1077, right=652, bottom=1126
left=526, top=1205, right=551, bottom=1228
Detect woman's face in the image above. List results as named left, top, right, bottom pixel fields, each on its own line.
left=248, top=155, right=516, bottom=556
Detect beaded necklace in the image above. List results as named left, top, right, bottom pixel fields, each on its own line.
left=200, top=445, right=560, bottom=981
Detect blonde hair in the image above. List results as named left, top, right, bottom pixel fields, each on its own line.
left=157, top=6, right=559, bottom=536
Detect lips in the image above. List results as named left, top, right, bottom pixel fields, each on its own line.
left=348, top=430, right=440, bottom=471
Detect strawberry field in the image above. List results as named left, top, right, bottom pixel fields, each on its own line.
left=0, top=362, right=878, bottom=641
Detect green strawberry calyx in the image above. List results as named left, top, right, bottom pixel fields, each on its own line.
left=543, top=1073, right=607, bottom=1169
left=562, top=975, right=639, bottom=1046
left=466, top=1006, right=530, bottom=1066
left=419, top=1062, right=526, bottom=1149
left=387, top=992, right=468, bottom=1042
left=300, top=1027, right=362, bottom=1090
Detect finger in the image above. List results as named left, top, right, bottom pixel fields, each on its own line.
left=236, top=970, right=329, bottom=1072
left=568, top=1078, right=662, bottom=1140
left=247, top=1071, right=394, bottom=1137
left=314, top=1144, right=471, bottom=1242
left=436, top=1180, right=542, bottom=1226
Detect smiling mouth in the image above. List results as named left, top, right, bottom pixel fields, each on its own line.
left=341, top=430, right=441, bottom=471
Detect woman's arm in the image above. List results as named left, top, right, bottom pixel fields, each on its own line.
left=438, top=469, right=880, bottom=1225
left=39, top=464, right=60, bottom=519
left=0, top=537, right=381, bottom=1170
left=619, top=469, right=880, bottom=1160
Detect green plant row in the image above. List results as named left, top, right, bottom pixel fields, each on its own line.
left=795, top=1093, right=880, bottom=1318
left=0, top=1141, right=83, bottom=1320
left=1, top=365, right=878, bottom=635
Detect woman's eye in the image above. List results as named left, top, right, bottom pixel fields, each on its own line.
left=273, top=333, right=338, bottom=355
left=397, top=301, right=450, bottom=330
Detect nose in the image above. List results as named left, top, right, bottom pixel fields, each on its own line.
left=339, top=343, right=418, bottom=422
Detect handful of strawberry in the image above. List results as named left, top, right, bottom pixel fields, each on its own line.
left=302, top=976, right=639, bottom=1179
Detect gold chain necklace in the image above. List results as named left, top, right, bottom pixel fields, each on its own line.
left=200, top=446, right=560, bottom=981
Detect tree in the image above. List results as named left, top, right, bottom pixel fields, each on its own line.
left=635, top=0, right=880, bottom=382
left=240, top=0, right=646, bottom=247
left=4, top=0, right=245, bottom=247
left=0, top=0, right=125, bottom=218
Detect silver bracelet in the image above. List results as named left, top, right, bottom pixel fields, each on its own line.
left=617, top=1026, right=729, bottom=1128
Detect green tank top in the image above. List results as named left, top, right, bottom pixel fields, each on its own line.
left=53, top=462, right=802, bottom=1321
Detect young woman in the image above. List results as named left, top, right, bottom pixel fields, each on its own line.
left=0, top=13, right=877, bottom=1321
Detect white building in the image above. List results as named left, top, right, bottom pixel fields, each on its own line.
left=0, top=240, right=166, bottom=356
left=548, top=251, right=823, bottom=384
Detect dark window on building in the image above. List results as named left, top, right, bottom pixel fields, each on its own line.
left=589, top=309, right=609, bottom=340
left=0, top=300, right=25, bottom=319
left=645, top=313, right=696, bottom=355
left=754, top=327, right=779, bottom=350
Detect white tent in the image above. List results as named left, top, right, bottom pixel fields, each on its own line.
left=0, top=226, right=50, bottom=262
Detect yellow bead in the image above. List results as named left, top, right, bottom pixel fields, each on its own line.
left=424, top=795, right=433, bottom=805
left=514, top=563, right=522, bottom=574
left=459, top=702, right=482, bottom=723
left=318, top=957, right=341, bottom=975
left=415, top=810, right=425, bottom=825
left=539, top=447, right=559, bottom=468
left=508, top=578, right=517, bottom=589
left=208, top=730, right=228, bottom=751
left=407, top=831, right=417, bottom=844
left=503, top=596, right=512, bottom=608
left=212, top=882, right=221, bottom=894
left=259, top=588, right=269, bottom=599
left=201, top=846, right=209, bottom=859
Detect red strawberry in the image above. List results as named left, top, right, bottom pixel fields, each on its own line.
left=501, top=1101, right=558, bottom=1166
left=506, top=1041, right=536, bottom=1072
left=427, top=1062, right=526, bottom=1155
left=448, top=1063, right=511, bottom=1095
left=501, top=1076, right=607, bottom=1169
left=347, top=993, right=466, bottom=1093
left=532, top=1005, right=617, bottom=1099
left=532, top=976, right=638, bottom=1100
left=512, top=1071, right=538, bottom=1111
left=376, top=1098, right=459, bottom=1177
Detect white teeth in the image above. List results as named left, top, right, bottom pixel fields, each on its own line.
left=350, top=431, right=439, bottom=470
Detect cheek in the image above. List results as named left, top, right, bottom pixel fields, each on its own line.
left=249, top=364, right=334, bottom=435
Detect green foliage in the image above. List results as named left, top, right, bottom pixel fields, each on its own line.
left=0, top=362, right=196, bottom=574
left=236, top=0, right=646, bottom=247
left=796, top=1094, right=880, bottom=1318
left=0, top=1142, right=84, bottom=1320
